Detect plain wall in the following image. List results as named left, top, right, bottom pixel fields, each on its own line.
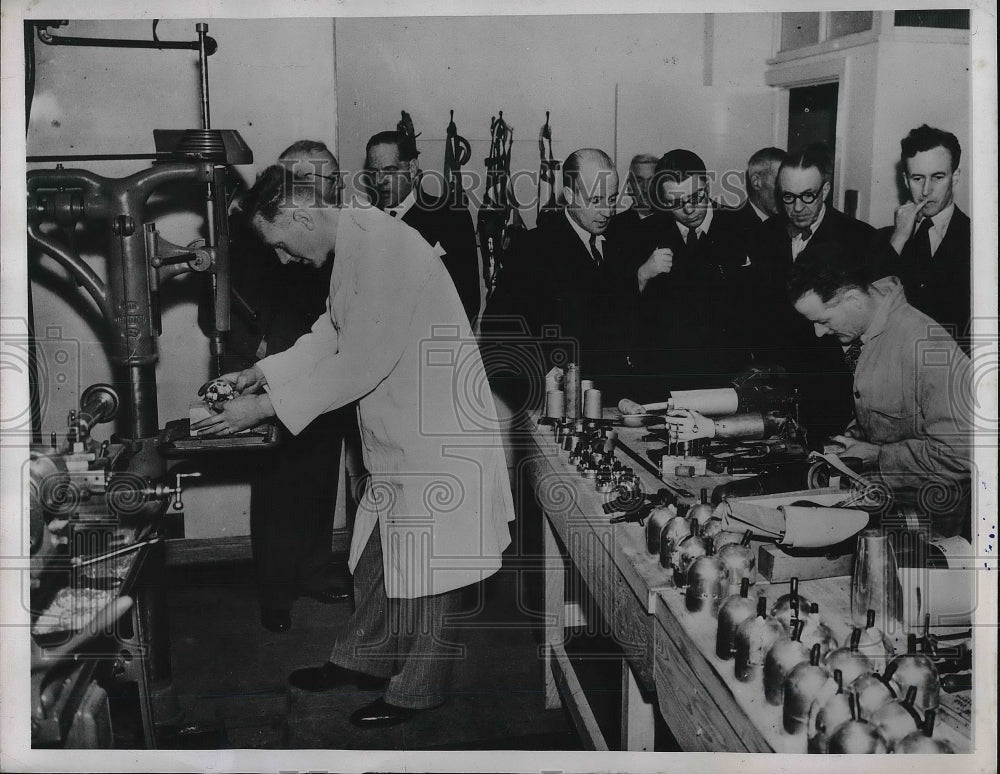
left=710, top=13, right=777, bottom=89
left=27, top=18, right=337, bottom=538
left=335, top=14, right=716, bottom=227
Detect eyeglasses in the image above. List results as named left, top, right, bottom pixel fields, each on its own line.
left=661, top=186, right=709, bottom=210
left=306, top=172, right=344, bottom=189
left=781, top=189, right=822, bottom=205
left=365, top=165, right=410, bottom=182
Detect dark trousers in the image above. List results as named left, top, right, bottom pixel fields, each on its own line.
left=330, top=523, right=465, bottom=709
left=250, top=406, right=353, bottom=609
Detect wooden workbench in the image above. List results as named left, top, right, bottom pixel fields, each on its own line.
left=525, top=411, right=972, bottom=752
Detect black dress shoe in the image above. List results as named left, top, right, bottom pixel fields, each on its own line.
left=288, top=662, right=387, bottom=692
left=307, top=586, right=351, bottom=604
left=260, top=607, right=291, bottom=633
left=349, top=697, right=426, bottom=728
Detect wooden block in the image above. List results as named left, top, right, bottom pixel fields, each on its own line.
left=661, top=455, right=707, bottom=477
left=757, top=542, right=854, bottom=582
left=730, top=488, right=857, bottom=582
left=563, top=601, right=588, bottom=629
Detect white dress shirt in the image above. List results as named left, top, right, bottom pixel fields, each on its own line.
left=791, top=204, right=826, bottom=261
left=676, top=204, right=714, bottom=245
left=564, top=210, right=605, bottom=262
left=918, top=201, right=955, bottom=257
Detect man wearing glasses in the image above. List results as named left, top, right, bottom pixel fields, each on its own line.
left=220, top=140, right=352, bottom=633
left=752, top=143, right=875, bottom=442
left=627, top=149, right=754, bottom=398
left=363, top=130, right=481, bottom=324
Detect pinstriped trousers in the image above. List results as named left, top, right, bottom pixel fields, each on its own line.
left=329, top=522, right=465, bottom=709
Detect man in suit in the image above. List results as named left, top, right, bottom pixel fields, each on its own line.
left=482, top=148, right=631, bottom=408
left=874, top=125, right=971, bottom=353
left=226, top=140, right=352, bottom=634
left=364, top=130, right=481, bottom=323
left=752, top=143, right=876, bottom=443
left=626, top=149, right=754, bottom=398
left=732, top=146, right=786, bottom=246
left=605, top=153, right=659, bottom=270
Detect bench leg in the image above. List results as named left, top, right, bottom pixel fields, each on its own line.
left=620, top=660, right=654, bottom=751
left=543, top=516, right=565, bottom=710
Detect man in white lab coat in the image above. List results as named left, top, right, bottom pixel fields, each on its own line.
left=193, top=163, right=515, bottom=727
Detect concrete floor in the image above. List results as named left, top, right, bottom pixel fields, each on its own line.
left=162, top=558, right=584, bottom=750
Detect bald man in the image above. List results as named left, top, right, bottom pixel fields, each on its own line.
left=229, top=140, right=352, bottom=633
left=482, top=148, right=633, bottom=405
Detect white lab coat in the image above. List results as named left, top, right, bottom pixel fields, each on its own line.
left=258, top=207, right=514, bottom=598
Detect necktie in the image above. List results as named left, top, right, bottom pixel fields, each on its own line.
left=844, top=340, right=863, bottom=374
left=912, top=217, right=933, bottom=263
left=686, top=227, right=699, bottom=256
left=589, top=233, right=603, bottom=266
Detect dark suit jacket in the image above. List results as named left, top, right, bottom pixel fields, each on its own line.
left=731, top=200, right=772, bottom=249
left=404, top=189, right=481, bottom=324
left=481, top=212, right=634, bottom=405
left=219, top=214, right=333, bottom=370
left=605, top=207, right=659, bottom=275
left=751, top=206, right=876, bottom=442
left=626, top=206, right=756, bottom=399
left=872, top=207, right=971, bottom=351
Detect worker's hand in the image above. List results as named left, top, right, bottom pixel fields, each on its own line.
left=663, top=409, right=716, bottom=442
left=198, top=366, right=267, bottom=399
left=637, top=248, right=674, bottom=292
left=889, top=197, right=930, bottom=254
left=830, top=434, right=879, bottom=468
left=191, top=393, right=275, bottom=436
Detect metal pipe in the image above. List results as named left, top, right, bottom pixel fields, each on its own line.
left=129, top=364, right=159, bottom=439
left=25, top=22, right=36, bottom=132
left=37, top=27, right=217, bottom=54
left=28, top=153, right=163, bottom=163
left=144, top=224, right=162, bottom=336
left=27, top=223, right=113, bottom=320
left=196, top=24, right=211, bottom=131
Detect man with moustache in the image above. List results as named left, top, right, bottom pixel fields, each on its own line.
left=364, top=130, right=481, bottom=323
left=874, top=125, right=971, bottom=352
